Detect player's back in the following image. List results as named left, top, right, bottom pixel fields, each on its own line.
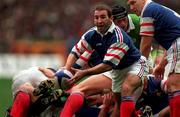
left=12, top=67, right=48, bottom=96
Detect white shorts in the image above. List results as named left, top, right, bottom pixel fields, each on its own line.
left=103, top=56, right=149, bottom=93
left=166, top=37, right=180, bottom=75
left=12, top=67, right=48, bottom=97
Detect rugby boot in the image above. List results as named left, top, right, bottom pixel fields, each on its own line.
left=139, top=105, right=153, bottom=117
left=33, top=79, right=55, bottom=96
left=41, top=89, right=64, bottom=105
left=29, top=89, right=63, bottom=116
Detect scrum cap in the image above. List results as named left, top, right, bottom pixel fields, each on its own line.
left=112, top=5, right=127, bottom=20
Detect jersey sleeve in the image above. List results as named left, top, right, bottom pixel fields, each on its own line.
left=75, top=50, right=93, bottom=67
left=71, top=35, right=93, bottom=58
left=140, top=6, right=155, bottom=37
left=103, top=42, right=129, bottom=67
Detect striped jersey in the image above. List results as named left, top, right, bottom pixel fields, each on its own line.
left=140, top=1, right=180, bottom=50
left=71, top=23, right=140, bottom=69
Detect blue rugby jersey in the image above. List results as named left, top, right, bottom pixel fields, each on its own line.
left=140, top=1, right=180, bottom=50
left=71, top=23, right=141, bottom=69
left=136, top=75, right=168, bottom=114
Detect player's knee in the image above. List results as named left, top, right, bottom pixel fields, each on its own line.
left=121, top=83, right=132, bottom=96
left=166, top=74, right=180, bottom=92
left=18, top=83, right=34, bottom=94
left=71, top=85, right=82, bottom=93
left=71, top=85, right=89, bottom=96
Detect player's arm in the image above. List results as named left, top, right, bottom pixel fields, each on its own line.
left=81, top=63, right=112, bottom=75
left=65, top=53, right=78, bottom=71
left=140, top=13, right=155, bottom=59
left=70, top=42, right=129, bottom=82
left=153, top=51, right=168, bottom=79
left=70, top=63, right=112, bottom=82
left=78, top=41, right=129, bottom=76
left=65, top=38, right=93, bottom=71
left=140, top=35, right=153, bottom=58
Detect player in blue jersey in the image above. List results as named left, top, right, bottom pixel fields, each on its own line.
left=127, top=0, right=180, bottom=117
left=59, top=3, right=148, bottom=117
left=136, top=75, right=168, bottom=116
left=98, top=74, right=169, bottom=117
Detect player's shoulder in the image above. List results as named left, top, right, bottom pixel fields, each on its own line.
left=83, top=27, right=96, bottom=37
left=143, top=2, right=161, bottom=17
left=129, top=14, right=139, bottom=19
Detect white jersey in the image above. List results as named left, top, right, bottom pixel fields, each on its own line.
left=12, top=67, right=48, bottom=96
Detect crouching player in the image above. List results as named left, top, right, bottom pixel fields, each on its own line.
left=136, top=75, right=169, bottom=117
left=8, top=67, right=66, bottom=117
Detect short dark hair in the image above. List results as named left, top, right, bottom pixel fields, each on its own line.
left=93, top=3, right=112, bottom=18
left=112, top=5, right=127, bottom=20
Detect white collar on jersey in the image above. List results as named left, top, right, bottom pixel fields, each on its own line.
left=127, top=15, right=135, bottom=33
left=95, top=22, right=116, bottom=36
left=141, top=0, right=152, bottom=17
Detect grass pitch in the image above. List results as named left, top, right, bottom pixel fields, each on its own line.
left=0, top=78, right=13, bottom=117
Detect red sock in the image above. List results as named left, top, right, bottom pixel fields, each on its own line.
left=10, top=92, right=30, bottom=117
left=120, top=97, right=135, bottom=117
left=60, top=93, right=84, bottom=117
left=132, top=110, right=141, bottom=117
left=169, top=91, right=180, bottom=117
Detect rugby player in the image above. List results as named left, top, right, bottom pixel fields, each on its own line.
left=127, top=0, right=180, bottom=116
left=59, top=3, right=148, bottom=117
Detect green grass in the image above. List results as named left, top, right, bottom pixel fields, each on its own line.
left=0, top=78, right=13, bottom=117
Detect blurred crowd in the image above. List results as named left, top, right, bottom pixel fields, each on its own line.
left=0, top=0, right=179, bottom=53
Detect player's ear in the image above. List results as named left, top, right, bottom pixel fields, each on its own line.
left=110, top=16, right=113, bottom=21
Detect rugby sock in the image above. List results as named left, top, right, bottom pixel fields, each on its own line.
left=10, top=92, right=30, bottom=117
left=133, top=110, right=141, bottom=117
left=60, top=93, right=84, bottom=117
left=120, top=96, right=135, bottom=117
left=169, top=91, right=180, bottom=117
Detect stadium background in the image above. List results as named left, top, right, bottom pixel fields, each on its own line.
left=0, top=0, right=179, bottom=116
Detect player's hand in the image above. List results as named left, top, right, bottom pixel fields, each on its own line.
left=87, top=94, right=103, bottom=106
left=38, top=67, right=55, bottom=78
left=69, top=67, right=87, bottom=84
left=102, top=92, right=114, bottom=108
left=153, top=64, right=165, bottom=80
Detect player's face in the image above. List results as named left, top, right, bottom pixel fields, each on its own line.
left=127, top=0, right=146, bottom=16
left=114, top=17, right=128, bottom=31
left=94, top=10, right=112, bottom=34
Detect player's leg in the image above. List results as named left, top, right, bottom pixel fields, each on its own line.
left=29, top=88, right=64, bottom=116
left=158, top=106, right=170, bottom=117
left=33, top=79, right=56, bottom=96
left=167, top=73, right=180, bottom=117
left=120, top=74, right=142, bottom=117
left=10, top=83, right=34, bottom=117
left=166, top=38, right=180, bottom=117
left=120, top=56, right=148, bottom=117
left=60, top=74, right=112, bottom=117
left=71, top=74, right=111, bottom=96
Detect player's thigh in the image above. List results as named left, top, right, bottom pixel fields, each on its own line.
left=71, top=74, right=112, bottom=95
left=167, top=73, right=180, bottom=92
left=121, top=74, right=142, bottom=96
left=158, top=106, right=170, bottom=117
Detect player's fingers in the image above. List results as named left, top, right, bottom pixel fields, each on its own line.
left=71, top=67, right=79, bottom=73
left=38, top=67, right=45, bottom=72
left=68, top=78, right=76, bottom=84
